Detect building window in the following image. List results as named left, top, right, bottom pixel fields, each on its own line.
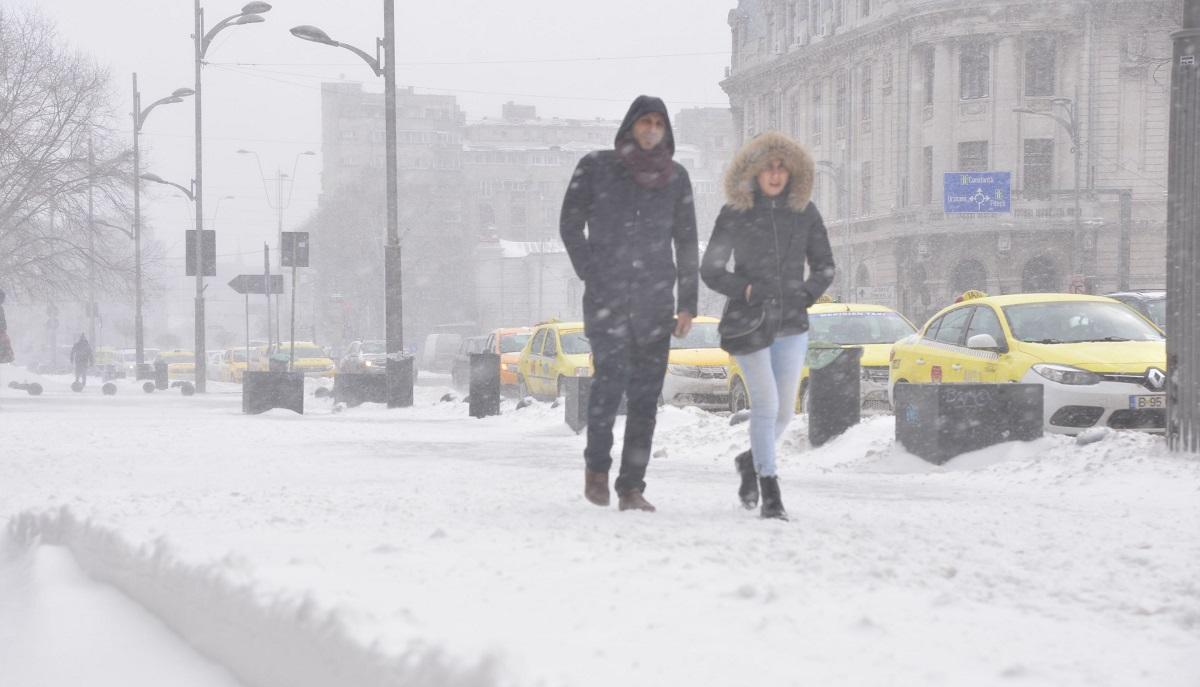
left=958, top=140, right=989, bottom=172
left=510, top=205, right=527, bottom=227
left=860, top=161, right=872, bottom=215
left=1023, top=138, right=1054, bottom=198
left=861, top=0, right=871, bottom=17
left=811, top=82, right=823, bottom=138
left=960, top=42, right=991, bottom=100
left=835, top=73, right=847, bottom=129
left=923, top=146, right=934, bottom=204
left=811, top=0, right=824, bottom=36
left=833, top=0, right=844, bottom=29
left=1024, top=36, right=1056, bottom=97
left=861, top=64, right=872, bottom=122
left=922, top=47, right=935, bottom=106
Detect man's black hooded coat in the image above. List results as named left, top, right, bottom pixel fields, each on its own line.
left=559, top=96, right=699, bottom=345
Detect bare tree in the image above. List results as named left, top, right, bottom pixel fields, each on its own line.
left=0, top=7, right=135, bottom=300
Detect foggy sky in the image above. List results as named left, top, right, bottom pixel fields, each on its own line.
left=22, top=0, right=734, bottom=277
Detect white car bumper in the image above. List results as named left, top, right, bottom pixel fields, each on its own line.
left=1019, top=369, right=1165, bottom=434
left=661, top=374, right=729, bottom=410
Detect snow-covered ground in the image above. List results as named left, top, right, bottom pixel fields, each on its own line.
left=2, top=365, right=1199, bottom=687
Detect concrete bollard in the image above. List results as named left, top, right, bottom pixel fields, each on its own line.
left=807, top=345, right=863, bottom=447
left=242, top=371, right=304, bottom=415
left=894, top=383, right=1043, bottom=464
left=563, top=376, right=591, bottom=434
left=469, top=352, right=501, bottom=419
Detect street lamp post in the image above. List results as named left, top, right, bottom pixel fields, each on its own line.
left=1013, top=98, right=1086, bottom=287
left=292, top=1, right=412, bottom=408
left=133, top=75, right=193, bottom=378
left=191, top=0, right=271, bottom=393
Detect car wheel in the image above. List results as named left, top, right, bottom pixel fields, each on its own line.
left=729, top=376, right=750, bottom=413
left=518, top=376, right=530, bottom=400
left=556, top=377, right=566, bottom=400
left=799, top=382, right=810, bottom=415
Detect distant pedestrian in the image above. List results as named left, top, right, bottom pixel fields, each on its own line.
left=701, top=132, right=835, bottom=520
left=560, top=95, right=699, bottom=512
left=0, top=288, right=11, bottom=365
left=71, top=334, right=93, bottom=386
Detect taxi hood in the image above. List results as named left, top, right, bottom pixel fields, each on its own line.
left=1020, top=340, right=1166, bottom=373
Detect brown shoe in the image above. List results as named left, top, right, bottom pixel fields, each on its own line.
left=585, top=470, right=610, bottom=507
left=618, top=490, right=656, bottom=512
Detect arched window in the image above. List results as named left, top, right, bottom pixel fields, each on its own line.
left=950, top=258, right=988, bottom=296
left=1021, top=256, right=1059, bottom=293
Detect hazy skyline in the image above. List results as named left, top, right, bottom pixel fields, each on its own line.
left=21, top=0, right=736, bottom=276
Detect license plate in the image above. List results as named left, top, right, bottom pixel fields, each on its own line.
left=1129, top=395, right=1165, bottom=409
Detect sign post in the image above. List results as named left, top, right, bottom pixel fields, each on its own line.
left=943, top=172, right=1012, bottom=214
left=228, top=272, right=284, bottom=375
left=281, top=231, right=310, bottom=370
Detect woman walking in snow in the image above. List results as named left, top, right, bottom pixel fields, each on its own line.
left=700, top=132, right=835, bottom=520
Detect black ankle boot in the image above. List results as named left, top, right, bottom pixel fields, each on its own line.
left=734, top=451, right=758, bottom=509
left=759, top=476, right=787, bottom=520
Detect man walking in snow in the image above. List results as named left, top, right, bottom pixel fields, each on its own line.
left=71, top=334, right=93, bottom=387
left=560, top=95, right=699, bottom=512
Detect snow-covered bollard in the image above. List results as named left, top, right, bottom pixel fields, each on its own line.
left=893, top=383, right=1043, bottom=464
left=468, top=352, right=501, bottom=418
left=563, top=376, right=591, bottom=434
left=242, top=371, right=303, bottom=415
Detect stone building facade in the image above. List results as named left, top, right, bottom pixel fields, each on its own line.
left=722, top=0, right=1176, bottom=324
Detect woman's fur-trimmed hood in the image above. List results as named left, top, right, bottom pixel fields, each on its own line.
left=723, top=131, right=815, bottom=212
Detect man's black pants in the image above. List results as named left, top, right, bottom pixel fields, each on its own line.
left=584, top=332, right=670, bottom=495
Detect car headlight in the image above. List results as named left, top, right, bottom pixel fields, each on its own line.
left=363, top=360, right=376, bottom=367
left=668, top=364, right=703, bottom=378
left=1032, top=363, right=1101, bottom=385
left=574, top=366, right=591, bottom=377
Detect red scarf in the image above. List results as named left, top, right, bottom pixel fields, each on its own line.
left=616, top=138, right=676, bottom=190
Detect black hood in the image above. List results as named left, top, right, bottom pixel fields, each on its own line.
left=615, top=95, right=675, bottom=155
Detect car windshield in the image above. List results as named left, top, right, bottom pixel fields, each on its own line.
left=1145, top=299, right=1166, bottom=328
left=500, top=334, right=530, bottom=353
left=361, top=342, right=387, bottom=355
left=671, top=322, right=721, bottom=349
left=808, top=311, right=916, bottom=345
left=158, top=353, right=191, bottom=365
left=1003, top=301, right=1165, bottom=343
left=560, top=331, right=590, bottom=354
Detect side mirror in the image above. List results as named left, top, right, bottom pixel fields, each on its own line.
left=967, top=333, right=1000, bottom=351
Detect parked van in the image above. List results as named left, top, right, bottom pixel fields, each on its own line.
left=421, top=333, right=462, bottom=373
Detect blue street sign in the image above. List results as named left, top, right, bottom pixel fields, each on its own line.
left=943, top=172, right=1011, bottom=214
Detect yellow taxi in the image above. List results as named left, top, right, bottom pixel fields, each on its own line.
left=219, top=348, right=251, bottom=383
left=662, top=315, right=730, bottom=409
left=727, top=302, right=917, bottom=413
left=271, top=341, right=337, bottom=377
left=483, top=327, right=534, bottom=392
left=517, top=321, right=592, bottom=399
left=156, top=350, right=195, bottom=380
left=888, top=293, right=1167, bottom=434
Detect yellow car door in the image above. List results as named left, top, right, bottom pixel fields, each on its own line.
left=920, top=306, right=975, bottom=383
left=523, top=329, right=546, bottom=394
left=961, top=305, right=1009, bottom=382
left=540, top=329, right=560, bottom=395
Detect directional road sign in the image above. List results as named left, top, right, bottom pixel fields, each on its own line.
left=943, top=172, right=1011, bottom=214
left=228, top=274, right=284, bottom=295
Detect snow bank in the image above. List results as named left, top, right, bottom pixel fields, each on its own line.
left=7, top=509, right=504, bottom=687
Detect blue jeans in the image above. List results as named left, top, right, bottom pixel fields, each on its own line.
left=733, top=333, right=809, bottom=477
